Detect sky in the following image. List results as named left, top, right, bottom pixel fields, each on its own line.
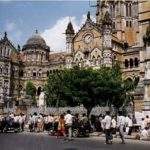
left=0, top=0, right=97, bottom=53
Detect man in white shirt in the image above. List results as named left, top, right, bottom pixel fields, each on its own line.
left=104, top=111, right=112, bottom=144
left=141, top=127, right=149, bottom=140
left=117, top=111, right=126, bottom=144
left=64, top=110, right=73, bottom=141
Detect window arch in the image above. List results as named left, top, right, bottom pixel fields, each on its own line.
left=37, top=87, right=41, bottom=96
left=125, top=59, right=129, bottom=68
left=47, top=71, right=49, bottom=77
left=130, top=58, right=133, bottom=68
left=134, top=57, right=139, bottom=67
left=126, top=3, right=132, bottom=17
left=20, top=70, right=24, bottom=77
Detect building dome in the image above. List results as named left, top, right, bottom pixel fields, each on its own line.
left=22, top=31, right=50, bottom=52
left=26, top=34, right=46, bottom=46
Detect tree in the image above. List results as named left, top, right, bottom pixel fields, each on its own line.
left=26, top=81, right=36, bottom=106
left=45, top=64, right=136, bottom=116
left=95, top=64, right=137, bottom=112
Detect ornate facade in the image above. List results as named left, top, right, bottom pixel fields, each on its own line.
left=0, top=0, right=150, bottom=112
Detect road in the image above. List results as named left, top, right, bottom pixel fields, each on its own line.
left=0, top=132, right=150, bottom=150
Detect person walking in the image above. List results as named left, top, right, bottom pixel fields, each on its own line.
left=57, top=114, right=65, bottom=139
left=117, top=111, right=126, bottom=144
left=64, top=110, right=73, bottom=141
left=104, top=111, right=112, bottom=144
left=111, top=115, right=117, bottom=135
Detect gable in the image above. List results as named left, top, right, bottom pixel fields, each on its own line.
left=73, top=22, right=103, bottom=54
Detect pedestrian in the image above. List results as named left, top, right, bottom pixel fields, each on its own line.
left=104, top=111, right=112, bottom=144
left=111, top=115, right=117, bottom=135
left=117, top=111, right=126, bottom=144
left=57, top=114, right=65, bottom=139
left=64, top=110, right=73, bottom=141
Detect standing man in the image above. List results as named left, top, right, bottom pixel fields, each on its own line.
left=117, top=111, right=126, bottom=144
left=64, top=110, right=73, bottom=141
left=104, top=111, right=112, bottom=144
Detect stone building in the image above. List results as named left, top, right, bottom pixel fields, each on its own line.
left=0, top=0, right=149, bottom=112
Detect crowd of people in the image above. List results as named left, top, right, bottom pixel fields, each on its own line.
left=0, top=110, right=150, bottom=144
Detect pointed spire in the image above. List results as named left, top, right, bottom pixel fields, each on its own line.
left=17, top=44, right=21, bottom=52
left=4, top=31, right=7, bottom=39
left=103, top=11, right=112, bottom=26
left=65, top=22, right=75, bottom=35
left=35, top=29, right=38, bottom=34
left=87, top=11, right=91, bottom=20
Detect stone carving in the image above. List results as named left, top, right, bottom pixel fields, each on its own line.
left=143, top=23, right=150, bottom=47
left=145, top=62, right=150, bottom=79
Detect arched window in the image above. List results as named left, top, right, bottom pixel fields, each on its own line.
left=20, top=70, right=24, bottom=77
left=110, top=4, right=115, bottom=18
left=134, top=57, right=139, bottom=67
left=129, top=3, right=132, bottom=17
left=28, top=69, right=31, bottom=77
left=126, top=3, right=132, bottom=17
left=92, top=55, right=95, bottom=59
left=75, top=58, right=78, bottom=61
left=126, top=78, right=132, bottom=82
left=125, top=59, right=129, bottom=68
left=39, top=69, right=42, bottom=77
left=37, top=87, right=41, bottom=96
left=0, top=66, right=2, bottom=74
left=130, top=58, right=133, bottom=68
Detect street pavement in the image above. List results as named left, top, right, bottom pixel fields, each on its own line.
left=0, top=132, right=150, bottom=150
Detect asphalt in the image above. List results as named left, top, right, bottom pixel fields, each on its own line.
left=89, top=131, right=150, bottom=141
left=0, top=132, right=150, bottom=150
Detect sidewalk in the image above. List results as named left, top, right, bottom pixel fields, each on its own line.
left=89, top=132, right=150, bottom=141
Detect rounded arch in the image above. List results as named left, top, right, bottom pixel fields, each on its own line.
left=47, top=71, right=49, bottom=77
left=124, top=76, right=134, bottom=81
left=134, top=57, right=139, bottom=67
left=37, top=87, right=42, bottom=96
left=129, top=58, right=133, bottom=68
left=125, top=59, right=129, bottom=68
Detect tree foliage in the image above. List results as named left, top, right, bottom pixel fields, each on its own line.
left=45, top=64, right=137, bottom=116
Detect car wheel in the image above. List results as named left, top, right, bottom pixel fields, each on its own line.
left=72, top=129, right=79, bottom=137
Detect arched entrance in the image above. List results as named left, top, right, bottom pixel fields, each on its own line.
left=37, top=87, right=41, bottom=96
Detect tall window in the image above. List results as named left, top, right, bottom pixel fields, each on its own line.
left=130, top=58, right=133, bottom=68
left=134, top=57, right=139, bottom=67
left=125, top=59, right=129, bottom=68
left=110, top=4, right=115, bottom=18
left=126, top=3, right=132, bottom=17
left=126, top=20, right=132, bottom=27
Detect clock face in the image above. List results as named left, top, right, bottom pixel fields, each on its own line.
left=84, top=34, right=92, bottom=44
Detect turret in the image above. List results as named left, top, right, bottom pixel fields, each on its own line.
left=96, top=0, right=110, bottom=25
left=65, top=21, right=75, bottom=54
left=102, top=11, right=112, bottom=67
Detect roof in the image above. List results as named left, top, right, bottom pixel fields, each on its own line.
left=49, top=52, right=65, bottom=61
left=26, top=34, right=46, bottom=46
left=112, top=34, right=123, bottom=44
